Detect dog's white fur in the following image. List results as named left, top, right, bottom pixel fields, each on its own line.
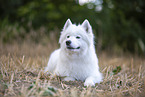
left=44, top=19, right=103, bottom=86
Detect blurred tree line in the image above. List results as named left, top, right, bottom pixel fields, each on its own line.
left=0, top=0, right=145, bottom=54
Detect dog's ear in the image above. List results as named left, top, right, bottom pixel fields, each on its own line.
left=81, top=19, right=92, bottom=34
left=63, top=19, right=72, bottom=30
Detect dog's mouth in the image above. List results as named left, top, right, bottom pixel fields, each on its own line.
left=67, top=46, right=80, bottom=50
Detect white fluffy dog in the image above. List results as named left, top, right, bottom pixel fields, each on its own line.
left=44, top=19, right=103, bottom=86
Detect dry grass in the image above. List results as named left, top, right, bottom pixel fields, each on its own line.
left=0, top=41, right=145, bottom=97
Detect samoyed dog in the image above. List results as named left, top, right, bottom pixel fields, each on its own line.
left=44, top=19, right=103, bottom=86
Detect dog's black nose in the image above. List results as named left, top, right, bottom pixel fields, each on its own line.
left=66, top=40, right=71, bottom=45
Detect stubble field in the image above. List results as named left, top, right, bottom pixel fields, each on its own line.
left=0, top=42, right=145, bottom=97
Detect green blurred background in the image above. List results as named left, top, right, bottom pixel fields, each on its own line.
left=0, top=0, right=145, bottom=55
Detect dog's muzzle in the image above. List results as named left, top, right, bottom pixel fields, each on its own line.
left=66, top=40, right=80, bottom=50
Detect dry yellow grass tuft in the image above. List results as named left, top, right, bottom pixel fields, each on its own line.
left=0, top=42, right=145, bottom=97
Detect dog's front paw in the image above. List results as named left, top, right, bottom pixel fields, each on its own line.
left=84, top=76, right=96, bottom=87
left=84, top=79, right=95, bottom=87
left=63, top=76, right=75, bottom=81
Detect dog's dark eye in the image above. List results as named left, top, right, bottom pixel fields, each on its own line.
left=76, top=36, right=80, bottom=39
left=67, top=36, right=70, bottom=38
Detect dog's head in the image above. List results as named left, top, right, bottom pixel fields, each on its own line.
left=59, top=19, right=94, bottom=55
